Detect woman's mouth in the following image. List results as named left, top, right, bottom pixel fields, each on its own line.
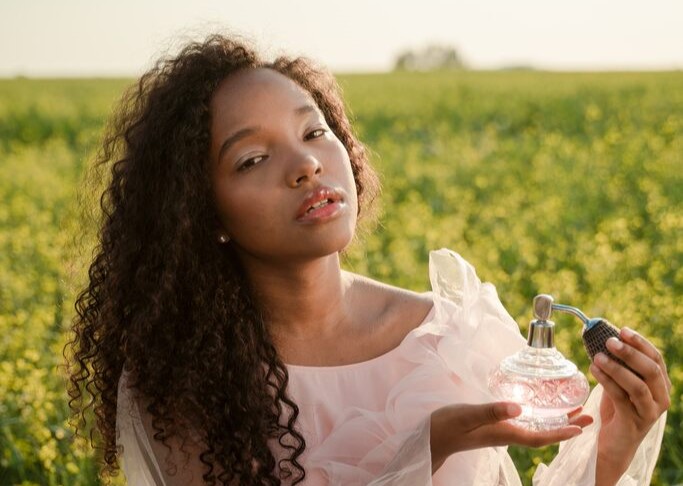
left=295, top=185, right=347, bottom=224
left=296, top=199, right=346, bottom=223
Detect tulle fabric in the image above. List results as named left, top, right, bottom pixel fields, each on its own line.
left=116, top=371, right=168, bottom=485
left=116, top=248, right=666, bottom=485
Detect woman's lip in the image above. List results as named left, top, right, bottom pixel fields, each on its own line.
left=295, top=200, right=347, bottom=224
left=296, top=186, right=345, bottom=219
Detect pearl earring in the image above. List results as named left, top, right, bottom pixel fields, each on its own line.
left=219, top=235, right=229, bottom=243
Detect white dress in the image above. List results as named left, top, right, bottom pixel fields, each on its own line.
left=116, top=248, right=667, bottom=485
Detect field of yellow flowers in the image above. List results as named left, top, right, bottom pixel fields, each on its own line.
left=1, top=71, right=681, bottom=485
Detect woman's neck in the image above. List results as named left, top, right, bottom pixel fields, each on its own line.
left=238, top=252, right=357, bottom=339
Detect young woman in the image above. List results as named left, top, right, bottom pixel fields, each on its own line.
left=66, top=34, right=670, bottom=485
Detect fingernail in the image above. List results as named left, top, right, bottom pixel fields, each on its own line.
left=607, top=337, right=623, bottom=351
left=595, top=353, right=608, bottom=365
left=621, top=327, right=634, bottom=339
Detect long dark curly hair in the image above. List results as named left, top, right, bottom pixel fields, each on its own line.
left=65, top=33, right=380, bottom=485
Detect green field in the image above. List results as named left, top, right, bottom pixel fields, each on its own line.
left=1, top=71, right=681, bottom=485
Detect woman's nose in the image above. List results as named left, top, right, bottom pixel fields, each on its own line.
left=286, top=152, right=323, bottom=188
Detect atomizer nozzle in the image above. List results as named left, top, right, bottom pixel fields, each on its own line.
left=533, top=294, right=554, bottom=321
left=532, top=294, right=591, bottom=325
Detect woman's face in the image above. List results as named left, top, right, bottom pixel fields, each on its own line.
left=209, top=68, right=358, bottom=264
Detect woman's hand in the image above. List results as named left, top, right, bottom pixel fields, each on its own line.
left=591, top=327, right=672, bottom=486
left=430, top=402, right=593, bottom=474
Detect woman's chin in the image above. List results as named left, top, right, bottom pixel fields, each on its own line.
left=302, top=232, right=356, bottom=259
left=291, top=219, right=357, bottom=258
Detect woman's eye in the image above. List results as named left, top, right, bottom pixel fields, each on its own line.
left=238, top=155, right=267, bottom=171
left=305, top=128, right=327, bottom=140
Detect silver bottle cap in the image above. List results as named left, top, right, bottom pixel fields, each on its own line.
left=528, top=294, right=555, bottom=348
left=533, top=294, right=554, bottom=320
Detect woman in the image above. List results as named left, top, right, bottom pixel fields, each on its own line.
left=66, top=34, right=670, bottom=485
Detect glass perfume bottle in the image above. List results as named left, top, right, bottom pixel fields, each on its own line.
left=488, top=294, right=590, bottom=430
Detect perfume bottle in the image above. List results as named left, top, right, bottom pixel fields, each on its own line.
left=489, top=294, right=590, bottom=430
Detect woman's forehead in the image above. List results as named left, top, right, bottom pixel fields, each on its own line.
left=211, top=68, right=315, bottom=122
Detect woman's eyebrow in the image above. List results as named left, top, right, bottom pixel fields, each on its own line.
left=218, top=104, right=320, bottom=163
left=218, top=127, right=259, bottom=163
left=295, top=104, right=318, bottom=116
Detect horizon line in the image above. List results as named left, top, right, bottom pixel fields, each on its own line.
left=2, top=65, right=683, bottom=80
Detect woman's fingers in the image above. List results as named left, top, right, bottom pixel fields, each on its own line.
left=497, top=422, right=583, bottom=448
left=590, top=361, right=638, bottom=415
left=566, top=406, right=594, bottom=427
left=568, top=413, right=594, bottom=428
left=454, top=402, right=522, bottom=432
left=450, top=402, right=586, bottom=450
left=620, top=327, right=672, bottom=392
left=567, top=405, right=583, bottom=418
left=594, top=351, right=657, bottom=420
left=496, top=408, right=593, bottom=447
left=604, top=337, right=671, bottom=410
left=590, top=361, right=626, bottom=401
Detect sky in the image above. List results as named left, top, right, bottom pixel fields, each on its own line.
left=1, top=0, right=682, bottom=77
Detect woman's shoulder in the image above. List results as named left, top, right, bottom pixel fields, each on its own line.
left=345, top=271, right=434, bottom=336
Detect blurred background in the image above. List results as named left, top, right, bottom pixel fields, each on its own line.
left=2, top=0, right=683, bottom=75
left=1, top=0, right=681, bottom=484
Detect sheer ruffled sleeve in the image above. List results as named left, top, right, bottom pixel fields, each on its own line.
left=116, top=369, right=168, bottom=486
left=366, top=415, right=434, bottom=485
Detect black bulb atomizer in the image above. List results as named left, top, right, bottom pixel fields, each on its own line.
left=534, top=294, right=642, bottom=379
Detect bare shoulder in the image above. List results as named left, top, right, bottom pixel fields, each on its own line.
left=382, top=283, right=434, bottom=328
left=346, top=272, right=434, bottom=333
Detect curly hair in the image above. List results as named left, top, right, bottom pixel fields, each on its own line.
left=65, top=34, right=380, bottom=485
